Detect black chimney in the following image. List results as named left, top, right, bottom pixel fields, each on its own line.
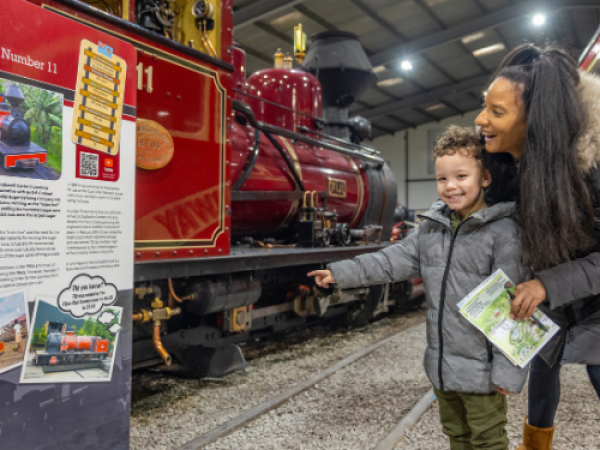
left=302, top=31, right=376, bottom=140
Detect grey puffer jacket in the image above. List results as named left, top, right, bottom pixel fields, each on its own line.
left=330, top=201, right=531, bottom=394
left=534, top=71, right=600, bottom=366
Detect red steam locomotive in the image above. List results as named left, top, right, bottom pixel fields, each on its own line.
left=23, top=0, right=411, bottom=377
left=0, top=84, right=48, bottom=169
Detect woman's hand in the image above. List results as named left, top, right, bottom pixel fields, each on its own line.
left=307, top=270, right=336, bottom=288
left=510, top=279, right=547, bottom=320
left=497, top=388, right=511, bottom=395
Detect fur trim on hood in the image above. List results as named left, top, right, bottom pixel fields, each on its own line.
left=577, top=71, right=600, bottom=173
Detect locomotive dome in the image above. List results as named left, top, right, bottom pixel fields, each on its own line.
left=244, top=69, right=323, bottom=132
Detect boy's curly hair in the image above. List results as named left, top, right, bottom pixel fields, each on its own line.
left=432, top=125, right=482, bottom=162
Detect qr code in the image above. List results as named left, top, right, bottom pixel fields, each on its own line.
left=80, top=152, right=99, bottom=177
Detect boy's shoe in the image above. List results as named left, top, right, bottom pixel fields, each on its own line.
left=517, top=416, right=555, bottom=450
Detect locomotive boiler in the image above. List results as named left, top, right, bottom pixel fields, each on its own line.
left=35, top=323, right=110, bottom=370
left=0, top=84, right=48, bottom=169
left=22, top=0, right=410, bottom=378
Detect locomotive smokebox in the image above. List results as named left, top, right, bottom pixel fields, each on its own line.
left=303, top=31, right=376, bottom=140
left=1, top=84, right=30, bottom=146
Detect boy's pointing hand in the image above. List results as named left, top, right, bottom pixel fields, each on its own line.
left=307, top=270, right=336, bottom=288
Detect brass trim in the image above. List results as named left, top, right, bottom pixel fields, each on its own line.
left=327, top=178, right=347, bottom=198
left=346, top=156, right=364, bottom=228
left=278, top=137, right=302, bottom=230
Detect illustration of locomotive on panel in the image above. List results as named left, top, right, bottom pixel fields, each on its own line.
left=34, top=322, right=110, bottom=369
left=23, top=0, right=415, bottom=378
left=0, top=84, right=48, bottom=169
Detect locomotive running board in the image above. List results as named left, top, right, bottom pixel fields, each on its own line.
left=134, top=242, right=390, bottom=282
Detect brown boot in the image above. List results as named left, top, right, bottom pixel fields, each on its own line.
left=516, top=416, right=555, bottom=450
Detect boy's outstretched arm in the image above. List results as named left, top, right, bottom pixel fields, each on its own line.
left=322, top=229, right=422, bottom=289
left=307, top=270, right=336, bottom=288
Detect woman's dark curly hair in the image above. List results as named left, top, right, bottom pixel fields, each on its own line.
left=488, top=44, right=595, bottom=271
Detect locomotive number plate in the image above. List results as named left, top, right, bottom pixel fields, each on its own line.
left=136, top=119, right=175, bottom=169
left=327, top=178, right=347, bottom=198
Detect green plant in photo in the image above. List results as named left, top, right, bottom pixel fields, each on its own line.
left=20, top=84, right=63, bottom=173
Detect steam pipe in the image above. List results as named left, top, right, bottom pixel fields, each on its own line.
left=233, top=100, right=384, bottom=164
left=263, top=131, right=306, bottom=191
left=232, top=129, right=260, bottom=191
left=153, top=320, right=172, bottom=366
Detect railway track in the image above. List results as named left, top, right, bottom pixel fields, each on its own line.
left=130, top=309, right=434, bottom=450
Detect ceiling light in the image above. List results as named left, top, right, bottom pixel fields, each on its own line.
left=377, top=77, right=403, bottom=87
left=425, top=103, right=446, bottom=112
left=461, top=32, right=485, bottom=44
left=373, top=65, right=386, bottom=73
left=401, top=60, right=413, bottom=71
left=269, top=11, right=303, bottom=26
left=532, top=13, right=546, bottom=26
left=473, top=43, right=506, bottom=57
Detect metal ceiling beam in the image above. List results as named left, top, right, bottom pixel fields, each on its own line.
left=254, top=22, right=294, bottom=45
left=356, top=100, right=416, bottom=128
left=368, top=0, right=600, bottom=67
left=294, top=4, right=338, bottom=31
left=358, top=74, right=490, bottom=120
left=413, top=0, right=490, bottom=75
left=234, top=0, right=309, bottom=29
left=371, top=122, right=396, bottom=135
left=439, top=100, right=464, bottom=115
left=242, top=45, right=273, bottom=64
left=347, top=0, right=455, bottom=84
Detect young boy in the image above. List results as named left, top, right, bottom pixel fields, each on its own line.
left=309, top=125, right=529, bottom=450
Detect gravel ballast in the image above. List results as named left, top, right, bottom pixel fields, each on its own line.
left=204, top=322, right=431, bottom=450
left=398, top=362, right=600, bottom=450
left=130, top=309, right=426, bottom=450
left=131, top=308, right=599, bottom=450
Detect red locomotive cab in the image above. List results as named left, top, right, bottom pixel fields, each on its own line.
left=244, top=68, right=322, bottom=132
left=95, top=339, right=109, bottom=354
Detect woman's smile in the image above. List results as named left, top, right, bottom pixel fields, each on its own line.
left=475, top=77, right=527, bottom=159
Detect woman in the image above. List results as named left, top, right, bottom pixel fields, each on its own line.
left=475, top=44, right=600, bottom=450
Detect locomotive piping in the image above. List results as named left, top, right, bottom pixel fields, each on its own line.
left=153, top=320, right=172, bottom=366
left=232, top=129, right=260, bottom=191
left=263, top=131, right=306, bottom=191
left=232, top=100, right=384, bottom=164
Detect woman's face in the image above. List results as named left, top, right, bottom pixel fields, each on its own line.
left=475, top=77, right=527, bottom=159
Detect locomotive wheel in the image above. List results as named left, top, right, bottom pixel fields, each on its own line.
left=343, top=284, right=384, bottom=328
left=340, top=223, right=351, bottom=246
left=320, top=228, right=331, bottom=247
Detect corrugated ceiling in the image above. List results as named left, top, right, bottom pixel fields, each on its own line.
left=233, top=0, right=600, bottom=138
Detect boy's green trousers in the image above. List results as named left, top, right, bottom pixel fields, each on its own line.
left=433, top=387, right=509, bottom=450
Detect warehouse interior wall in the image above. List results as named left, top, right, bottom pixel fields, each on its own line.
left=372, top=110, right=481, bottom=212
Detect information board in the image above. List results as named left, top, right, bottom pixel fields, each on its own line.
left=0, top=1, right=136, bottom=449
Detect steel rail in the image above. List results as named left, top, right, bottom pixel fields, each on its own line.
left=174, top=317, right=426, bottom=450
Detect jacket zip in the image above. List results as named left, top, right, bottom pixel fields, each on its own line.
left=436, top=218, right=471, bottom=391
left=486, top=339, right=494, bottom=363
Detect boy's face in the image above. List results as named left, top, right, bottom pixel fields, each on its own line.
left=436, top=151, right=491, bottom=218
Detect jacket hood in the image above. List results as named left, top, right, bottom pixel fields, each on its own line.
left=419, top=200, right=517, bottom=227
left=577, top=71, right=600, bottom=172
